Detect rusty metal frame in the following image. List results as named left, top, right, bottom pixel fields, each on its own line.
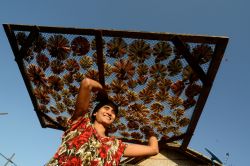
left=3, top=24, right=229, bottom=150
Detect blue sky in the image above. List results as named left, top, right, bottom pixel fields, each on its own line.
left=0, top=0, right=249, bottom=165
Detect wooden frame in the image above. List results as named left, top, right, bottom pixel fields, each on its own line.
left=3, top=24, right=228, bottom=150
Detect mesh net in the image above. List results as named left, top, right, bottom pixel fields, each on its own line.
left=14, top=30, right=216, bottom=142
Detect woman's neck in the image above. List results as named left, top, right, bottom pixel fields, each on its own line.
left=93, top=121, right=107, bottom=137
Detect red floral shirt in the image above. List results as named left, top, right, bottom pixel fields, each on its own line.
left=46, top=113, right=127, bottom=166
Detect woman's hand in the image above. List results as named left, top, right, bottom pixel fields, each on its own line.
left=95, top=88, right=109, bottom=101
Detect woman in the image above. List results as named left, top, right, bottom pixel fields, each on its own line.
left=47, top=78, right=159, bottom=166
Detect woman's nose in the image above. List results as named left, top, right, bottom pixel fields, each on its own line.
left=107, top=109, right=115, bottom=116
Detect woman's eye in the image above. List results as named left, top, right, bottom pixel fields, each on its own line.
left=104, top=106, right=110, bottom=110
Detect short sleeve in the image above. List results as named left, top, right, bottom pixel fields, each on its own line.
left=64, top=113, right=91, bottom=134
left=113, top=139, right=128, bottom=164
left=119, top=140, right=127, bottom=157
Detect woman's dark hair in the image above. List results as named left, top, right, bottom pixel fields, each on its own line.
left=91, top=98, right=119, bottom=123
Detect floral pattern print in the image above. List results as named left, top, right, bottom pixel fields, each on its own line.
left=46, top=113, right=127, bottom=166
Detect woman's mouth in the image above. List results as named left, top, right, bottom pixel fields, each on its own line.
left=104, top=114, right=111, bottom=120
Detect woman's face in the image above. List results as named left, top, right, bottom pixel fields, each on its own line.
left=94, top=105, right=116, bottom=126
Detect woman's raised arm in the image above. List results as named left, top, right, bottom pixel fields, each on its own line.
left=71, top=78, right=103, bottom=121
left=123, top=136, right=159, bottom=157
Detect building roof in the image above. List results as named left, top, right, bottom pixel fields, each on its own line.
left=121, top=143, right=223, bottom=166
